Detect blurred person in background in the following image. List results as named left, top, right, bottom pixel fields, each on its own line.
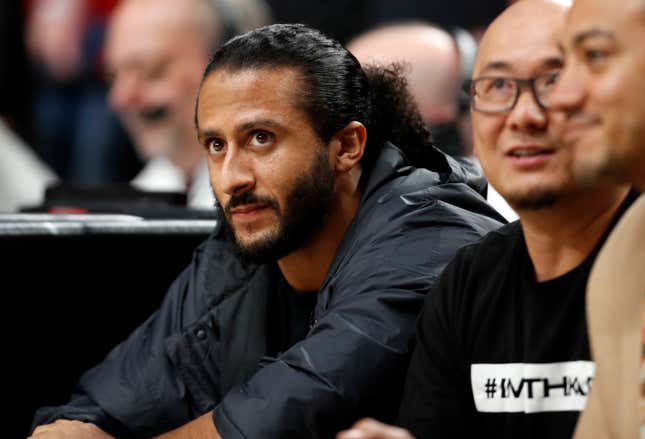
left=25, top=0, right=140, bottom=185
left=347, top=22, right=467, bottom=157
left=347, top=22, right=517, bottom=221
left=104, top=0, right=270, bottom=208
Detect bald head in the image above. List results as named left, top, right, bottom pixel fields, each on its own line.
left=474, top=0, right=570, bottom=78
left=108, top=0, right=221, bottom=60
left=348, top=24, right=461, bottom=124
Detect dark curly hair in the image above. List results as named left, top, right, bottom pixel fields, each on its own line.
left=197, top=23, right=443, bottom=177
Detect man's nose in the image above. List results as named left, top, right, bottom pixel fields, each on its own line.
left=108, top=73, right=140, bottom=112
left=544, top=63, right=587, bottom=113
left=506, top=88, right=548, bottom=132
left=219, top=148, right=255, bottom=196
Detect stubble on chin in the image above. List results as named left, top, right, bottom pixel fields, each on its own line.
left=570, top=140, right=616, bottom=189
left=506, top=188, right=559, bottom=211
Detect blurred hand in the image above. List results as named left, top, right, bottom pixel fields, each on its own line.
left=25, top=0, right=86, bottom=81
left=337, top=418, right=415, bottom=439
left=28, top=419, right=115, bottom=439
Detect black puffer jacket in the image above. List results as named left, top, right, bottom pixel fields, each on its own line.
left=33, top=144, right=504, bottom=438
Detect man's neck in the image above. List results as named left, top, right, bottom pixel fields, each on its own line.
left=278, top=173, right=363, bottom=293
left=519, top=185, right=630, bottom=282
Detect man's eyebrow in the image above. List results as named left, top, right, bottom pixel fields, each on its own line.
left=541, top=56, right=564, bottom=69
left=197, top=128, right=221, bottom=141
left=478, top=60, right=511, bottom=76
left=476, top=56, right=563, bottom=77
left=573, top=28, right=615, bottom=46
left=236, top=119, right=282, bottom=132
left=197, top=119, right=283, bottom=140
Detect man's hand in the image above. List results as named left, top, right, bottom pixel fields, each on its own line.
left=154, top=412, right=221, bottom=439
left=28, top=420, right=115, bottom=439
left=336, top=418, right=415, bottom=439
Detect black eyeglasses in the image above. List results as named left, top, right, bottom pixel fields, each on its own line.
left=462, top=72, right=560, bottom=113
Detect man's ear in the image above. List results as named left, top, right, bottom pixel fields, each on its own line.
left=329, top=121, right=367, bottom=173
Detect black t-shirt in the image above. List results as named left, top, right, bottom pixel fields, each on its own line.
left=266, top=274, right=317, bottom=357
left=398, top=191, right=639, bottom=439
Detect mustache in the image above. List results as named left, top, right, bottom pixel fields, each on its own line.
left=139, top=106, right=169, bottom=123
left=224, top=191, right=280, bottom=214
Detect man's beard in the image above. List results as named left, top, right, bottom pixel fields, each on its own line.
left=219, top=148, right=335, bottom=265
left=506, top=189, right=558, bottom=210
left=571, top=139, right=618, bottom=189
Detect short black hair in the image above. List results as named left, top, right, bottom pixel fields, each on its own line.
left=198, top=23, right=440, bottom=175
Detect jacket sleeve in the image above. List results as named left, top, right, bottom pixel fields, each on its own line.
left=31, top=248, right=206, bottom=438
left=214, top=272, right=422, bottom=438
left=213, top=195, right=498, bottom=438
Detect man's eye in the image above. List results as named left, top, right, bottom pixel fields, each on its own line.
left=481, top=77, right=513, bottom=94
left=491, top=78, right=510, bottom=89
left=536, top=71, right=560, bottom=92
left=478, top=78, right=514, bottom=98
left=544, top=71, right=559, bottom=86
left=250, top=131, right=274, bottom=146
left=583, top=48, right=609, bottom=65
left=207, top=139, right=225, bottom=155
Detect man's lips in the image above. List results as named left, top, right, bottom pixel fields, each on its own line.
left=228, top=204, right=270, bottom=219
left=505, top=145, right=555, bottom=157
left=504, top=145, right=555, bottom=168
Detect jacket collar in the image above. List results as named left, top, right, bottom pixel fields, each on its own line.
left=360, top=141, right=487, bottom=203
left=318, top=143, right=425, bottom=294
left=318, top=142, right=488, bottom=296
left=358, top=142, right=411, bottom=204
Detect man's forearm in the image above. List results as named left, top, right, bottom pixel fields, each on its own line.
left=28, top=420, right=115, bottom=438
left=154, top=412, right=221, bottom=439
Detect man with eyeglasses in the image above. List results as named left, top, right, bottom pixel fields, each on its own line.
left=338, top=1, right=634, bottom=438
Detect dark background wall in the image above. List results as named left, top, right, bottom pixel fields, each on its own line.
left=265, top=0, right=508, bottom=43
left=2, top=229, right=211, bottom=437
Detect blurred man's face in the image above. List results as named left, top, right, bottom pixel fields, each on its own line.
left=549, top=0, right=645, bottom=188
left=348, top=27, right=461, bottom=125
left=196, top=67, right=337, bottom=263
left=105, top=0, right=210, bottom=161
left=347, top=26, right=467, bottom=155
left=471, top=1, right=570, bottom=210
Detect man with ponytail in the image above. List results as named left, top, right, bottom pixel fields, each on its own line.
left=30, top=24, right=503, bottom=439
